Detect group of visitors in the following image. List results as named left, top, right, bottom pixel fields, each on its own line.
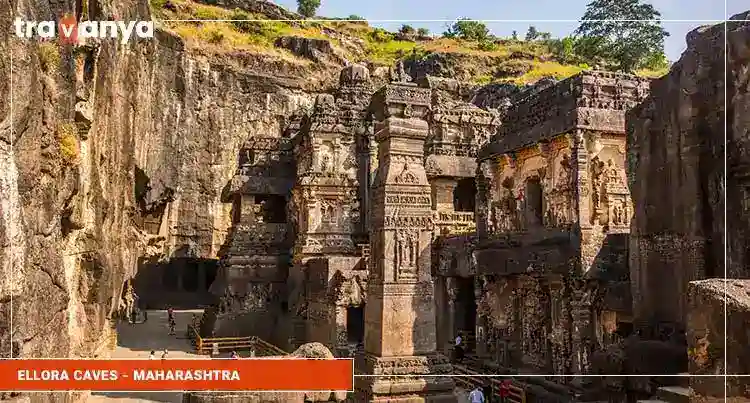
left=149, top=349, right=169, bottom=359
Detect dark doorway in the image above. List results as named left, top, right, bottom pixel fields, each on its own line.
left=256, top=195, right=287, bottom=223
left=453, top=178, right=477, bottom=212
left=456, top=277, right=477, bottom=352
left=346, top=305, right=365, bottom=344
left=136, top=258, right=219, bottom=309
left=525, top=177, right=543, bottom=226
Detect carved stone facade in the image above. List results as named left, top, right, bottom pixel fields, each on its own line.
left=209, top=135, right=295, bottom=341
left=356, top=80, right=455, bottom=402
left=212, top=68, right=651, bottom=400
left=457, top=71, right=649, bottom=380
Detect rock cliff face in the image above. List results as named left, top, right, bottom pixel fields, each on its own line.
left=0, top=0, right=344, bottom=373
left=625, top=18, right=727, bottom=331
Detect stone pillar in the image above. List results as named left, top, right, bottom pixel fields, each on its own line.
left=335, top=304, right=349, bottom=357
left=446, top=277, right=459, bottom=350
left=475, top=160, right=493, bottom=239
left=474, top=276, right=486, bottom=357
left=357, top=82, right=455, bottom=402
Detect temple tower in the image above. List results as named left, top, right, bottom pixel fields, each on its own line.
left=356, top=81, right=455, bottom=402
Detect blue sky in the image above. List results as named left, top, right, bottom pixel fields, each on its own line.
left=275, top=0, right=746, bottom=61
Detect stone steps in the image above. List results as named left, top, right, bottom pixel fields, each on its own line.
left=655, top=386, right=693, bottom=403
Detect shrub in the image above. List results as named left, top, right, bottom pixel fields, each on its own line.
left=38, top=42, right=60, bottom=73
left=193, top=5, right=225, bottom=20
left=230, top=9, right=260, bottom=34
left=205, top=28, right=225, bottom=44
left=369, top=28, right=393, bottom=43
left=477, top=40, right=497, bottom=51
left=57, top=123, right=79, bottom=166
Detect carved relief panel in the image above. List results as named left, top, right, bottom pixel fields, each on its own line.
left=589, top=146, right=630, bottom=229
left=394, top=230, right=420, bottom=282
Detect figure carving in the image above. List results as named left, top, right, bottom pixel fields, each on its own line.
left=395, top=163, right=419, bottom=184
left=395, top=230, right=419, bottom=279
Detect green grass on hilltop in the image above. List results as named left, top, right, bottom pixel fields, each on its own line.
left=149, top=0, right=667, bottom=84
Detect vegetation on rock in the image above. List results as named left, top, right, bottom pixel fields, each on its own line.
left=57, top=123, right=79, bottom=166
left=150, top=0, right=670, bottom=84
left=38, top=42, right=60, bottom=73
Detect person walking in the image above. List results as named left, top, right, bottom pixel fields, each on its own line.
left=454, top=334, right=464, bottom=363
left=468, top=386, right=485, bottom=403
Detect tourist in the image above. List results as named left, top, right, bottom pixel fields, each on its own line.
left=454, top=334, right=464, bottom=362
left=161, top=349, right=169, bottom=360
left=143, top=310, right=148, bottom=323
left=230, top=351, right=239, bottom=359
left=167, top=306, right=174, bottom=323
left=149, top=350, right=155, bottom=360
left=468, top=386, right=485, bottom=403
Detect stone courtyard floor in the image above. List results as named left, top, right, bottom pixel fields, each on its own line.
left=87, top=309, right=470, bottom=402
left=88, top=309, right=205, bottom=403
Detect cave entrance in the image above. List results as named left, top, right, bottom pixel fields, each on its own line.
left=455, top=277, right=477, bottom=353
left=453, top=178, right=477, bottom=212
left=346, top=305, right=365, bottom=345
left=133, top=257, right=219, bottom=309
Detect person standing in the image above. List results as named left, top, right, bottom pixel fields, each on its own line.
left=149, top=350, right=156, bottom=360
left=230, top=351, right=239, bottom=359
left=468, top=386, right=485, bottom=403
left=161, top=349, right=169, bottom=360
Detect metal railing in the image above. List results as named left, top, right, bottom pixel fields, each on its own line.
left=188, top=326, right=288, bottom=356
left=452, top=363, right=526, bottom=403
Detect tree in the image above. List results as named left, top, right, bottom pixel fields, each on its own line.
left=296, top=0, right=320, bottom=18
left=525, top=26, right=539, bottom=41
left=399, top=24, right=415, bottom=35
left=417, top=27, right=430, bottom=37
left=443, top=18, right=490, bottom=42
left=511, top=30, right=518, bottom=40
left=574, top=0, right=669, bottom=72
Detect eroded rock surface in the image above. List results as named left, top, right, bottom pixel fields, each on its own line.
left=688, top=279, right=750, bottom=397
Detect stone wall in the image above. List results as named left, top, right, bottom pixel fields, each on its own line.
left=0, top=0, right=342, bottom=383
left=626, top=18, right=729, bottom=330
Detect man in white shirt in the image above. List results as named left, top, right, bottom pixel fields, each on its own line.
left=468, top=386, right=485, bottom=403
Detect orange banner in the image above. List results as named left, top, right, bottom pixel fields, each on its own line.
left=0, top=359, right=353, bottom=391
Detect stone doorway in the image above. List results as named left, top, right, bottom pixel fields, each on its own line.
left=453, top=178, right=476, bottom=212
left=346, top=305, right=365, bottom=346
left=455, top=277, right=477, bottom=352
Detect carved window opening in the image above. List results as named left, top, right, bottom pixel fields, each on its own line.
left=453, top=178, right=477, bottom=212
left=240, top=149, right=256, bottom=166
left=255, top=195, right=287, bottom=224
left=346, top=305, right=365, bottom=345
left=525, top=177, right=544, bottom=227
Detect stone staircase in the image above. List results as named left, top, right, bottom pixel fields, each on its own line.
left=637, top=374, right=693, bottom=403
